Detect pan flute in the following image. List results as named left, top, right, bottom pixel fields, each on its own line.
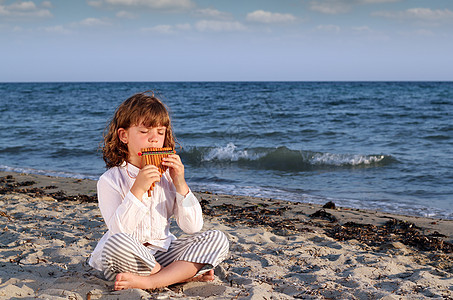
left=139, top=147, right=175, bottom=196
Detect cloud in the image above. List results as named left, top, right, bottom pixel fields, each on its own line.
left=116, top=10, right=137, bottom=18
left=43, top=25, right=71, bottom=34
left=101, top=0, right=194, bottom=10
left=351, top=25, right=373, bottom=33
left=0, top=1, right=52, bottom=18
left=0, top=6, right=8, bottom=16
left=141, top=23, right=191, bottom=34
left=372, top=8, right=453, bottom=21
left=41, top=1, right=52, bottom=8
left=8, top=1, right=37, bottom=10
left=194, top=20, right=246, bottom=32
left=87, top=1, right=103, bottom=8
left=359, top=0, right=401, bottom=3
left=142, top=24, right=174, bottom=34
left=309, top=0, right=403, bottom=14
left=246, top=10, right=297, bottom=24
left=175, top=23, right=191, bottom=30
left=78, top=18, right=112, bottom=26
left=316, top=24, right=341, bottom=33
left=309, top=0, right=352, bottom=14
left=194, top=8, right=232, bottom=20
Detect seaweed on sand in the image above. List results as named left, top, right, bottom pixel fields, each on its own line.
left=0, top=175, right=97, bottom=203
left=326, top=219, right=453, bottom=253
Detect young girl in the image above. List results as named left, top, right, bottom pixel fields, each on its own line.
left=89, top=92, right=229, bottom=290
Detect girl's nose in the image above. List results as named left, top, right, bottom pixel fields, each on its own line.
left=148, top=133, right=159, bottom=143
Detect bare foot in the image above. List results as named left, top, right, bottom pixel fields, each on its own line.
left=114, top=269, right=215, bottom=290
left=114, top=273, right=156, bottom=291
left=184, top=269, right=215, bottom=283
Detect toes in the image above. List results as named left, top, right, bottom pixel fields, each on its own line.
left=114, top=273, right=127, bottom=290
left=201, top=271, right=215, bottom=282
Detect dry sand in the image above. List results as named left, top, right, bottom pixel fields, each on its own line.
left=0, top=171, right=452, bottom=299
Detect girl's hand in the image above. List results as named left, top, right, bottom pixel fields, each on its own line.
left=130, top=164, right=161, bottom=200
left=162, top=154, right=189, bottom=196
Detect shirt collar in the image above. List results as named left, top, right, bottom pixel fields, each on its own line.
left=122, top=161, right=140, bottom=175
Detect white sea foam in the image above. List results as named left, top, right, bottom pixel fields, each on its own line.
left=202, top=143, right=251, bottom=162
left=310, top=153, right=385, bottom=166
left=200, top=143, right=386, bottom=167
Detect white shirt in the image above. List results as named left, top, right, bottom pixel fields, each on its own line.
left=88, top=162, right=203, bottom=271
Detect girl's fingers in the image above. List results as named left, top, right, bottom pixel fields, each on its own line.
left=165, top=154, right=181, bottom=163
left=168, top=154, right=181, bottom=162
left=141, top=164, right=160, bottom=172
left=131, top=165, right=161, bottom=198
left=141, top=165, right=162, bottom=175
left=163, top=155, right=183, bottom=167
left=163, top=160, right=184, bottom=174
left=137, top=165, right=161, bottom=183
left=162, top=156, right=185, bottom=178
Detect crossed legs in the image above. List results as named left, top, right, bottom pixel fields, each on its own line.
left=114, top=260, right=214, bottom=290
left=102, top=231, right=229, bottom=291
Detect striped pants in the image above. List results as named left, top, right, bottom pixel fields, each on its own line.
left=101, top=230, right=229, bottom=281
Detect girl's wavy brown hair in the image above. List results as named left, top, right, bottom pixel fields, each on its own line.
left=102, top=92, right=176, bottom=168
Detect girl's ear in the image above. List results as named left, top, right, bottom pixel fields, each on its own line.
left=118, top=128, right=128, bottom=144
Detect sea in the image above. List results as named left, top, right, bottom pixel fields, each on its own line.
left=1, top=82, right=452, bottom=219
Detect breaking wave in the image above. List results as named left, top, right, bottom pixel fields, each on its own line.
left=180, top=143, right=395, bottom=172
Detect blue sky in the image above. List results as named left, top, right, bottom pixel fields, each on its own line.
left=1, top=0, right=453, bottom=81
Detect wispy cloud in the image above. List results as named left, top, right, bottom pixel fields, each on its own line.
left=194, top=8, right=232, bottom=20
left=142, top=23, right=191, bottom=34
left=8, top=1, right=38, bottom=11
left=116, top=10, right=137, bottom=19
left=93, top=0, right=195, bottom=10
left=195, top=20, right=247, bottom=32
left=246, top=10, right=297, bottom=24
left=0, top=1, right=53, bottom=18
left=142, top=24, right=174, bottom=34
left=309, top=1, right=351, bottom=14
left=372, top=8, right=453, bottom=21
left=310, top=0, right=403, bottom=14
left=87, top=1, right=103, bottom=8
left=350, top=25, right=390, bottom=41
left=174, top=23, right=191, bottom=31
left=78, top=17, right=112, bottom=26
left=316, top=24, right=341, bottom=33
left=42, top=25, right=71, bottom=34
left=359, top=0, right=401, bottom=3
left=41, top=1, right=52, bottom=8
left=351, top=26, right=373, bottom=33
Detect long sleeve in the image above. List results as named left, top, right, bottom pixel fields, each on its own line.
left=97, top=174, right=149, bottom=235
left=174, top=191, right=203, bottom=234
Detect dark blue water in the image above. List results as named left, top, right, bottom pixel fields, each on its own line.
left=1, top=82, right=452, bottom=219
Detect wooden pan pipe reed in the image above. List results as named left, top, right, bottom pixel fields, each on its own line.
left=139, top=147, right=175, bottom=196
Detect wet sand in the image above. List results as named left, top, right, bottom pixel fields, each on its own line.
left=0, top=171, right=452, bottom=299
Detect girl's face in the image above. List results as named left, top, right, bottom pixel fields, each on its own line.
left=118, top=123, right=166, bottom=166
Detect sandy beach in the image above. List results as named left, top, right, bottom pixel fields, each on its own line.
left=0, top=171, right=452, bottom=299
